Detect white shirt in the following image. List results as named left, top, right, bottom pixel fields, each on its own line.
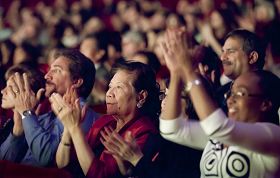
left=160, top=109, right=280, bottom=178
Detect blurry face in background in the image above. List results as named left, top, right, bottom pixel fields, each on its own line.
left=13, top=47, right=26, bottom=65
left=210, top=11, right=223, bottom=29
left=122, top=37, right=141, bottom=59
left=106, top=70, right=138, bottom=118
left=166, top=13, right=181, bottom=29
left=80, top=38, right=98, bottom=63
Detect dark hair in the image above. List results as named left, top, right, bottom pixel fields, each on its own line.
left=135, top=50, right=161, bottom=73
left=252, top=70, right=280, bottom=125
left=83, top=31, right=110, bottom=63
left=5, top=64, right=45, bottom=93
left=111, top=61, right=161, bottom=120
left=0, top=39, right=16, bottom=68
left=192, top=46, right=222, bottom=88
left=225, top=29, right=266, bottom=69
left=18, top=41, right=41, bottom=67
left=108, top=31, right=122, bottom=52
left=53, top=49, right=96, bottom=98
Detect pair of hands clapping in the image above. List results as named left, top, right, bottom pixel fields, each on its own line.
left=49, top=87, right=86, bottom=133
left=100, top=126, right=142, bottom=175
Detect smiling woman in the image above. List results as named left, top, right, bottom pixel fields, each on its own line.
left=54, top=61, right=161, bottom=178
left=159, top=27, right=280, bottom=178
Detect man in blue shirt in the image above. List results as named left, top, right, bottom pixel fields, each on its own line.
left=0, top=49, right=99, bottom=167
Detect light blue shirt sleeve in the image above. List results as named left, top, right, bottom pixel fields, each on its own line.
left=0, top=132, right=27, bottom=161
left=22, top=113, right=63, bottom=166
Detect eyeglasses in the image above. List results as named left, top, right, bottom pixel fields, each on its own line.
left=159, top=91, right=188, bottom=101
left=159, top=91, right=166, bottom=101
left=224, top=90, right=264, bottom=100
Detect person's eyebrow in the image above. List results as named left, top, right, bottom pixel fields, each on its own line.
left=52, top=65, right=63, bottom=70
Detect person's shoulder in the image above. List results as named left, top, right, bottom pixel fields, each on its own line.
left=85, top=107, right=101, bottom=119
left=131, top=116, right=158, bottom=133
left=92, top=115, right=115, bottom=126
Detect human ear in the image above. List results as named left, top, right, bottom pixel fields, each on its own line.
left=248, top=51, right=259, bottom=64
left=260, top=99, right=272, bottom=112
left=72, top=78, right=84, bottom=88
left=136, top=90, right=148, bottom=108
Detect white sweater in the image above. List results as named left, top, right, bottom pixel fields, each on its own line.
left=160, top=109, right=280, bottom=178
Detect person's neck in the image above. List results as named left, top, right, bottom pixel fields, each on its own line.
left=115, top=110, right=139, bottom=132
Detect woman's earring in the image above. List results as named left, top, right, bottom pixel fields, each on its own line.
left=137, top=102, right=142, bottom=108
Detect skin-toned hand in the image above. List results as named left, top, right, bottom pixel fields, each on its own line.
left=100, top=127, right=143, bottom=167
left=160, top=27, right=193, bottom=76
left=49, top=89, right=86, bottom=133
left=198, top=63, right=215, bottom=84
left=61, top=86, right=80, bottom=142
left=197, top=22, right=215, bottom=45
left=8, top=73, right=45, bottom=114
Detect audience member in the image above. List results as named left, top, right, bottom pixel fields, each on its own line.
left=54, top=61, right=160, bottom=178
left=160, top=27, right=280, bottom=178
left=0, top=49, right=99, bottom=167
left=0, top=64, right=45, bottom=145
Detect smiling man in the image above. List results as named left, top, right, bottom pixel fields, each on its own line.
left=217, top=29, right=266, bottom=112
left=0, top=49, right=99, bottom=167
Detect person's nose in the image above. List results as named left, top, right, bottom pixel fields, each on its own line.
left=44, top=70, right=52, bottom=80
left=220, top=51, right=228, bottom=61
left=1, top=87, right=7, bottom=95
left=106, top=87, right=114, bottom=98
left=226, top=92, right=236, bottom=107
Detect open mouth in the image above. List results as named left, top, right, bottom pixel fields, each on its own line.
left=222, top=61, right=232, bottom=66
left=228, top=107, right=238, bottom=118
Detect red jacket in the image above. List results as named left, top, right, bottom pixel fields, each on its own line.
left=86, top=114, right=158, bottom=178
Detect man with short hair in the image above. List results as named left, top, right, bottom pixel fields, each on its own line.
left=0, top=49, right=99, bottom=167
left=217, top=29, right=266, bottom=111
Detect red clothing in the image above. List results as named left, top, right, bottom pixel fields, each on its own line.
left=0, top=160, right=72, bottom=178
left=86, top=114, right=158, bottom=178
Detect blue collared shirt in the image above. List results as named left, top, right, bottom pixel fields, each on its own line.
left=0, top=99, right=99, bottom=167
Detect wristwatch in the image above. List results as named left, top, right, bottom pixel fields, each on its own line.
left=21, top=110, right=35, bottom=120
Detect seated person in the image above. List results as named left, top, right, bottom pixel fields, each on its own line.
left=0, top=64, right=45, bottom=145
left=101, top=80, right=203, bottom=178
left=0, top=49, right=99, bottom=167
left=54, top=61, right=161, bottom=178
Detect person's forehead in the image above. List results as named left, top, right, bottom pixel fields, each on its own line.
left=51, top=56, right=70, bottom=69
left=233, top=73, right=260, bottom=90
left=111, top=70, right=136, bottom=85
left=223, top=37, right=243, bottom=48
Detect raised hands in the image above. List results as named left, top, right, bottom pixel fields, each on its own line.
left=7, top=73, right=45, bottom=114
left=100, top=127, right=143, bottom=167
left=160, top=27, right=192, bottom=75
left=49, top=87, right=87, bottom=133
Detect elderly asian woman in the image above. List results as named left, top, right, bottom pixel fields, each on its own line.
left=53, top=61, right=161, bottom=178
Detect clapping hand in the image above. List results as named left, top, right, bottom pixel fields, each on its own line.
left=160, top=27, right=193, bottom=76
left=100, top=127, right=143, bottom=167
left=49, top=86, right=87, bottom=133
left=7, top=73, right=45, bottom=115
